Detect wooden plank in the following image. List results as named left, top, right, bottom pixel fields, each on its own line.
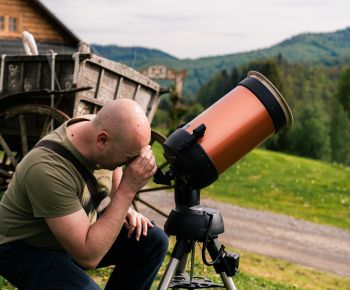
left=36, top=62, right=42, bottom=89
left=86, top=55, right=160, bottom=91
left=0, top=53, right=160, bottom=123
left=0, top=133, right=17, bottom=167
left=119, top=78, right=136, bottom=100
left=19, top=62, right=24, bottom=90
left=19, top=114, right=28, bottom=156
left=78, top=96, right=104, bottom=107
left=97, top=69, right=118, bottom=103
left=114, top=77, right=123, bottom=99
left=94, top=68, right=104, bottom=99
left=133, top=84, right=140, bottom=100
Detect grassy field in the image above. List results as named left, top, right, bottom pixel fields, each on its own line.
left=151, top=138, right=350, bottom=231
left=1, top=146, right=349, bottom=288
left=150, top=240, right=350, bottom=290
left=2, top=247, right=350, bottom=290
left=77, top=239, right=350, bottom=290
left=69, top=241, right=350, bottom=289
left=201, top=149, right=350, bottom=231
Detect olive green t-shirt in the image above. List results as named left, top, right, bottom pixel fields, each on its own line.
left=0, top=116, right=112, bottom=249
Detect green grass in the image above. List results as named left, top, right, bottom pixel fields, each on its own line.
left=238, top=248, right=350, bottom=290
left=2, top=237, right=349, bottom=289
left=199, top=149, right=350, bottom=230
left=1, top=146, right=350, bottom=288
left=151, top=139, right=350, bottom=231
left=85, top=239, right=350, bottom=290
left=0, top=276, right=13, bottom=290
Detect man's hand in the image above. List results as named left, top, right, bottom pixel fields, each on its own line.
left=119, top=145, right=157, bottom=194
left=124, top=208, right=153, bottom=241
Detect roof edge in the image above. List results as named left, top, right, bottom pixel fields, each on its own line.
left=31, top=0, right=82, bottom=44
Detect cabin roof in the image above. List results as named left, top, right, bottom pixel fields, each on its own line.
left=30, top=0, right=81, bottom=44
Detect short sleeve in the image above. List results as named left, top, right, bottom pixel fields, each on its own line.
left=94, top=169, right=113, bottom=194
left=24, top=160, right=83, bottom=218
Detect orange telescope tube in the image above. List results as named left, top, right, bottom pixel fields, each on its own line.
left=184, top=71, right=293, bottom=174
left=163, top=71, right=293, bottom=189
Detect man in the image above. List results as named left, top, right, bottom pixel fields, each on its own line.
left=0, top=99, right=169, bottom=290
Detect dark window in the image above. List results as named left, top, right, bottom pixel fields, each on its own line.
left=8, top=17, right=17, bottom=31
left=0, top=16, right=4, bottom=31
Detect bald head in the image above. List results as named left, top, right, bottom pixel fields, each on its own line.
left=93, top=99, right=151, bottom=154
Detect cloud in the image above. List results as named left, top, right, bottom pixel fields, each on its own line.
left=270, top=0, right=330, bottom=6
left=40, top=0, right=350, bottom=58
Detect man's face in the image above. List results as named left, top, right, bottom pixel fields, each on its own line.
left=100, top=140, right=142, bottom=170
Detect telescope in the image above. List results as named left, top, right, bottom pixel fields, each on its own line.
left=155, top=71, right=293, bottom=290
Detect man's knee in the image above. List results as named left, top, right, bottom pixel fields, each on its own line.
left=0, top=242, right=101, bottom=290
left=148, top=225, right=169, bottom=257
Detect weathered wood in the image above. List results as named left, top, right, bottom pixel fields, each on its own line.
left=0, top=132, right=17, bottom=167
left=0, top=54, right=160, bottom=118
left=0, top=0, right=76, bottom=43
left=18, top=114, right=28, bottom=156
left=1, top=104, right=70, bottom=122
left=0, top=52, right=161, bottom=190
left=0, top=167, right=12, bottom=178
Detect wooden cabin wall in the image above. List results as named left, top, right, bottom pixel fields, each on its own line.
left=0, top=0, right=72, bottom=44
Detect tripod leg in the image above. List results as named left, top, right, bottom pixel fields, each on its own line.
left=220, top=272, right=237, bottom=290
left=206, top=239, right=238, bottom=290
left=158, top=238, right=192, bottom=290
left=176, top=252, right=189, bottom=274
left=158, top=257, right=181, bottom=290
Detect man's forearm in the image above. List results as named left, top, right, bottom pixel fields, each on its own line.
left=77, top=185, right=134, bottom=268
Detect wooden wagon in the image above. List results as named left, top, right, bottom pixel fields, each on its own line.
left=0, top=51, right=171, bottom=216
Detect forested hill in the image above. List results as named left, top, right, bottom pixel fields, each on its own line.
left=91, top=27, right=350, bottom=98
left=91, top=45, right=178, bottom=66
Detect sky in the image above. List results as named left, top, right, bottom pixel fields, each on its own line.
left=41, top=0, right=350, bottom=59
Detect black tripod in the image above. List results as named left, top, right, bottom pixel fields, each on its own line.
left=158, top=180, right=239, bottom=289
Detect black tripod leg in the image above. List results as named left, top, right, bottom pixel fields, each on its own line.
left=207, top=239, right=238, bottom=290
left=158, top=238, right=192, bottom=290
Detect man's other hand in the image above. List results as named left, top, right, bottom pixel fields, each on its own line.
left=123, top=208, right=154, bottom=241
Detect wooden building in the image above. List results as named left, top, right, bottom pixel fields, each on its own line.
left=0, top=0, right=81, bottom=54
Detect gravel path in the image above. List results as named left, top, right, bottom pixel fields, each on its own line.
left=136, top=190, right=350, bottom=278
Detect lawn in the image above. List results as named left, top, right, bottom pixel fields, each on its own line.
left=2, top=250, right=350, bottom=290
left=1, top=145, right=349, bottom=289
left=151, top=139, right=350, bottom=231
left=201, top=149, right=350, bottom=231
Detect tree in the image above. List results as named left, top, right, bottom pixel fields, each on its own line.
left=197, top=69, right=232, bottom=108
left=336, top=67, right=350, bottom=118
left=290, top=106, right=331, bottom=161
left=330, top=101, right=350, bottom=165
left=242, top=59, right=285, bottom=93
left=167, top=85, right=188, bottom=133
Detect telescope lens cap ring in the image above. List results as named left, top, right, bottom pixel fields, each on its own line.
left=247, top=70, right=294, bottom=128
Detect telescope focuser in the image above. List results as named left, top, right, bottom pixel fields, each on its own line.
left=176, top=123, right=206, bottom=151
left=154, top=123, right=219, bottom=189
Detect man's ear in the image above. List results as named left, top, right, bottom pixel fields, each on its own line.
left=97, top=131, right=109, bottom=146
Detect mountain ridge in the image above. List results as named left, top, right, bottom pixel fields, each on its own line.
left=91, top=27, right=350, bottom=97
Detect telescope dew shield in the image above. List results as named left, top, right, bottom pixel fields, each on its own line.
left=163, top=71, right=293, bottom=189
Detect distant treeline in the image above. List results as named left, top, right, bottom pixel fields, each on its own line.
left=155, top=58, right=350, bottom=165
left=93, top=27, right=350, bottom=99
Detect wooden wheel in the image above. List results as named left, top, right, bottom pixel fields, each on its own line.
left=133, top=130, right=174, bottom=217
left=0, top=104, right=69, bottom=190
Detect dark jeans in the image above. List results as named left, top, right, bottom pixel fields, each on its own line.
left=0, top=225, right=168, bottom=290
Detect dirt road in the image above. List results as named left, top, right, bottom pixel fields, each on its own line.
left=136, top=190, right=350, bottom=278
